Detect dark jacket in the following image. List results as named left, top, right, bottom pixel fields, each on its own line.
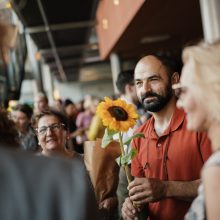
left=0, top=148, right=100, bottom=220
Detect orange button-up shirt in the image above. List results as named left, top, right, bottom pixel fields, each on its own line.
left=131, top=108, right=212, bottom=220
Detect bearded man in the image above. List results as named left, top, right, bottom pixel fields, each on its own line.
left=121, top=55, right=212, bottom=220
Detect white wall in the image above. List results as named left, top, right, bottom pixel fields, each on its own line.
left=54, top=79, right=114, bottom=103
left=19, top=73, right=114, bottom=105
left=19, top=79, right=38, bottom=104
left=19, top=60, right=120, bottom=105
left=41, top=64, right=53, bottom=104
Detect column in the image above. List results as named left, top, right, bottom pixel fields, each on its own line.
left=110, top=53, right=121, bottom=94
left=200, top=0, right=220, bottom=43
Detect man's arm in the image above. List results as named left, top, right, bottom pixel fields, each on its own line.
left=165, top=179, right=200, bottom=200
left=128, top=177, right=200, bottom=205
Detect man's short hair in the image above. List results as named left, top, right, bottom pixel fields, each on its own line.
left=154, top=54, right=183, bottom=77
left=116, top=70, right=135, bottom=94
left=64, top=99, right=73, bottom=108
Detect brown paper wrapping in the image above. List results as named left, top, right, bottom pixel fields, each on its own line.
left=84, top=138, right=120, bottom=202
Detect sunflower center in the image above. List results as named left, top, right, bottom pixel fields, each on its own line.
left=108, top=106, right=128, bottom=121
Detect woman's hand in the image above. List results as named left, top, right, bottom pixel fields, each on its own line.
left=99, top=196, right=118, bottom=211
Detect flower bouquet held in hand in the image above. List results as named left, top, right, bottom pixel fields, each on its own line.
left=96, top=97, right=144, bottom=183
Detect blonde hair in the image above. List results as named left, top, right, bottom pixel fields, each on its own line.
left=182, top=42, right=220, bottom=121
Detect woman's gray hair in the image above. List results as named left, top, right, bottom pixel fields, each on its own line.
left=182, top=42, right=220, bottom=121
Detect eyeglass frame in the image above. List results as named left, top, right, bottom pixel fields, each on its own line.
left=35, top=123, right=66, bottom=136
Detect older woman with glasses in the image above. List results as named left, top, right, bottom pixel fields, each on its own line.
left=33, top=110, right=77, bottom=158
left=173, top=42, right=220, bottom=220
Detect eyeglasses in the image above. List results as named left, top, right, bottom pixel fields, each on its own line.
left=35, top=123, right=65, bottom=136
left=172, top=83, right=188, bottom=98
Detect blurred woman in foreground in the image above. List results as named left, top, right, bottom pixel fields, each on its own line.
left=174, top=42, right=220, bottom=220
left=33, top=110, right=78, bottom=158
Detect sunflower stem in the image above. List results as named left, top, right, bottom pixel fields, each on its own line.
left=119, top=132, right=132, bottom=183
left=119, top=132, right=143, bottom=217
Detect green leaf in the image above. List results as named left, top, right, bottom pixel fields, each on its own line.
left=115, top=148, right=138, bottom=166
left=101, top=128, right=118, bottom=148
left=124, top=133, right=145, bottom=146
left=129, top=148, right=138, bottom=160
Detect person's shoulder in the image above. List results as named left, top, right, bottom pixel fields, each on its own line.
left=0, top=147, right=79, bottom=173
left=72, top=151, right=84, bottom=162
left=0, top=148, right=68, bottom=184
left=0, top=148, right=89, bottom=193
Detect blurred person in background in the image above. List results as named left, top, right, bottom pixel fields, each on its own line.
left=53, top=98, right=63, bottom=112
left=12, top=104, right=38, bottom=152
left=75, top=97, right=94, bottom=154
left=87, top=97, right=105, bottom=141
left=33, top=109, right=78, bottom=158
left=175, top=43, right=220, bottom=220
left=63, top=99, right=78, bottom=120
left=63, top=99, right=78, bottom=150
left=34, top=92, right=49, bottom=114
left=75, top=99, right=84, bottom=113
left=116, top=69, right=139, bottom=107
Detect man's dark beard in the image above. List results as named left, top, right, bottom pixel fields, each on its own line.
left=140, top=86, right=173, bottom=112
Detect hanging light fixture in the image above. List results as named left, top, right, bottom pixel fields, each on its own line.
left=113, top=0, right=120, bottom=6
left=102, top=19, right=108, bottom=30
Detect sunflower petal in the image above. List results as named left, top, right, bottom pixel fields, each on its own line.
left=96, top=97, right=139, bottom=132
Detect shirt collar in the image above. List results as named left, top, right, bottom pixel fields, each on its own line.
left=149, top=107, right=185, bottom=138
left=167, top=107, right=185, bottom=133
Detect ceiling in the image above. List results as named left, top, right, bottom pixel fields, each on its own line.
left=96, top=0, right=203, bottom=60
left=117, top=0, right=203, bottom=59
left=12, top=0, right=99, bottom=81
left=11, top=0, right=204, bottom=82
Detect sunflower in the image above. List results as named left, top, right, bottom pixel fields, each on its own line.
left=96, top=97, right=139, bottom=132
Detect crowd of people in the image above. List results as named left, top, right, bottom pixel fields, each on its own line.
left=0, top=41, right=219, bottom=220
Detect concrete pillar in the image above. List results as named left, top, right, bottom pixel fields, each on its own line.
left=41, top=64, right=54, bottom=105
left=37, top=61, right=44, bottom=92
left=110, top=53, right=121, bottom=94
left=26, top=34, right=44, bottom=92
left=200, top=0, right=220, bottom=43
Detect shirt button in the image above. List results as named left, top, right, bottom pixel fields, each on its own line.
left=157, top=143, right=161, bottom=147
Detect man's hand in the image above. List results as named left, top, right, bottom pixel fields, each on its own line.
left=128, top=177, right=166, bottom=205
left=121, top=197, right=141, bottom=220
